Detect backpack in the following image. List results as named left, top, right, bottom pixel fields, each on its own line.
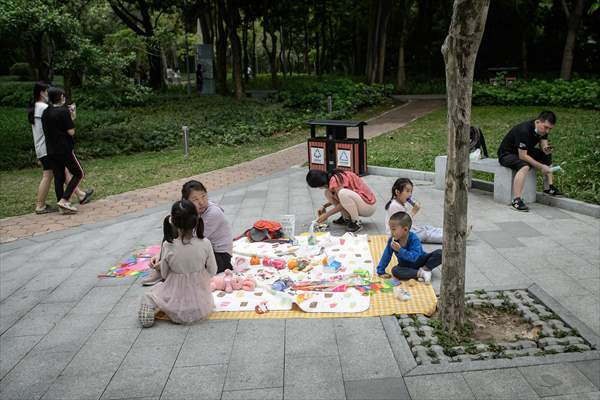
left=469, top=126, right=489, bottom=158
left=237, top=220, right=284, bottom=242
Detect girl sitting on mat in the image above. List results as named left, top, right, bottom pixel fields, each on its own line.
left=385, top=178, right=443, bottom=244
left=306, top=169, right=377, bottom=233
left=139, top=199, right=217, bottom=328
left=143, top=180, right=233, bottom=286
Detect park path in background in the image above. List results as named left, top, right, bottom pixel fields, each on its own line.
left=0, top=99, right=444, bottom=243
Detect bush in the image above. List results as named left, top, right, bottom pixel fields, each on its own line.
left=9, top=63, right=35, bottom=81
left=473, top=79, right=600, bottom=109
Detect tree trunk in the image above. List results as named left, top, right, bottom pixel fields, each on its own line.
left=215, top=0, right=228, bottom=95
left=251, top=22, right=257, bottom=75
left=439, top=0, right=489, bottom=332
left=396, top=0, right=412, bottom=91
left=242, top=18, right=249, bottom=84
left=365, top=0, right=377, bottom=80
left=280, top=25, right=288, bottom=76
left=304, top=21, right=310, bottom=74
left=560, top=0, right=586, bottom=80
left=147, top=41, right=164, bottom=89
left=227, top=6, right=244, bottom=100
left=521, top=34, right=528, bottom=79
left=262, top=25, right=278, bottom=88
left=376, top=0, right=391, bottom=83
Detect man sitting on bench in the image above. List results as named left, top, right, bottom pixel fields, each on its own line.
left=497, top=110, right=562, bottom=212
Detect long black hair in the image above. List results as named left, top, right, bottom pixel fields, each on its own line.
left=47, top=86, right=65, bottom=105
left=306, top=169, right=346, bottom=188
left=163, top=199, right=205, bottom=243
left=385, top=178, right=413, bottom=210
left=27, top=82, right=49, bottom=125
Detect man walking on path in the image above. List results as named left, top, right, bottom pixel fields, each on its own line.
left=497, top=110, right=562, bottom=212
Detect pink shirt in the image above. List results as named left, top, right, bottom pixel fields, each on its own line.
left=329, top=171, right=376, bottom=205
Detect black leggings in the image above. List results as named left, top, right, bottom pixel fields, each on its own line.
left=391, top=249, right=443, bottom=280
left=50, top=151, right=84, bottom=201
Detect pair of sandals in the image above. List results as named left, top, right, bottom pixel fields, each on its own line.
left=37, top=188, right=95, bottom=215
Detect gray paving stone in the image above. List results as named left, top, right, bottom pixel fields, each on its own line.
left=463, top=369, right=540, bottom=399
left=335, top=318, right=401, bottom=381
left=284, top=356, right=345, bottom=400
left=61, top=328, right=139, bottom=377
left=344, top=377, right=411, bottom=400
left=477, top=230, right=525, bottom=248
left=134, top=322, right=189, bottom=347
left=220, top=195, right=245, bottom=205
left=34, top=313, right=105, bottom=353
left=0, top=289, right=50, bottom=335
left=0, top=350, right=74, bottom=400
left=405, top=373, right=475, bottom=400
left=68, top=284, right=129, bottom=316
left=285, top=319, right=337, bottom=358
left=574, top=360, right=600, bottom=389
left=0, top=335, right=43, bottom=380
left=221, top=387, right=283, bottom=400
left=101, top=345, right=180, bottom=399
left=41, top=372, right=113, bottom=400
left=224, top=320, right=284, bottom=390
left=520, top=363, right=598, bottom=397
left=539, top=393, right=600, bottom=400
left=3, top=301, right=74, bottom=337
left=495, top=221, right=544, bottom=237
left=533, top=206, right=575, bottom=220
left=175, top=320, right=237, bottom=367
left=161, top=364, right=227, bottom=400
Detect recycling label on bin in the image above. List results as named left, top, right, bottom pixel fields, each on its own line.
left=310, top=147, right=325, bottom=165
left=337, top=149, right=352, bottom=168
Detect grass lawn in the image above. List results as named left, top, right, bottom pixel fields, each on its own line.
left=0, top=100, right=395, bottom=219
left=368, top=105, right=600, bottom=204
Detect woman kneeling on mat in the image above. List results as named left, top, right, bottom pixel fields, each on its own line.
left=306, top=169, right=376, bottom=233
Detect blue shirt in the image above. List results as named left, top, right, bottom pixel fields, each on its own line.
left=376, top=232, right=426, bottom=275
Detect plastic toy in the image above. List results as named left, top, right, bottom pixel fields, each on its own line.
left=250, top=255, right=261, bottom=265
left=262, top=256, right=286, bottom=270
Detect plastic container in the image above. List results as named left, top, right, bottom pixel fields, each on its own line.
left=550, top=165, right=562, bottom=173
left=280, top=214, right=295, bottom=239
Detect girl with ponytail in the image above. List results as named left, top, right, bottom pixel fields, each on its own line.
left=138, top=199, right=217, bottom=328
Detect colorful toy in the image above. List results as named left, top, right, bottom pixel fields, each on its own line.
left=271, top=277, right=293, bottom=291
left=250, top=255, right=261, bottom=265
left=210, top=270, right=256, bottom=293
left=262, top=256, right=286, bottom=270
left=287, top=258, right=298, bottom=270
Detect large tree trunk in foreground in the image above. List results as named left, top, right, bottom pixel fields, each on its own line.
left=439, top=0, right=489, bottom=332
left=560, top=0, right=586, bottom=80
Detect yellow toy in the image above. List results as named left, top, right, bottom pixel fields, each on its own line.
left=287, top=258, right=298, bottom=270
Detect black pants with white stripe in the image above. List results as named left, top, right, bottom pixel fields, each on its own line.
left=49, top=151, right=84, bottom=201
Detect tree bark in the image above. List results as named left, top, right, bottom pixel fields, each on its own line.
left=262, top=24, right=278, bottom=88
left=215, top=0, right=228, bottom=95
left=304, top=21, right=310, bottom=74
left=227, top=5, right=244, bottom=100
left=242, top=18, right=249, bottom=84
left=560, top=0, right=586, bottom=80
left=396, top=0, right=412, bottom=91
left=439, top=0, right=490, bottom=332
left=376, top=0, right=391, bottom=83
left=251, top=22, right=257, bottom=75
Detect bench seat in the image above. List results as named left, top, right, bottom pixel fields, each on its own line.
left=434, top=155, right=536, bottom=204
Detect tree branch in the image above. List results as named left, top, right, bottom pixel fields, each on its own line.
left=109, top=0, right=146, bottom=35
left=561, top=0, right=570, bottom=18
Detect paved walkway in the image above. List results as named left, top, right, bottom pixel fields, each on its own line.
left=0, top=168, right=598, bottom=400
left=0, top=99, right=444, bottom=244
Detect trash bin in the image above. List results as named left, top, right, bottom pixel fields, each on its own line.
left=306, top=120, right=368, bottom=176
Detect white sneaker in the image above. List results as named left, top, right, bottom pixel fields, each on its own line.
left=141, top=269, right=162, bottom=286
left=418, top=268, right=432, bottom=283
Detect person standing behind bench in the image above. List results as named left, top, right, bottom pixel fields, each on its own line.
left=497, top=111, right=562, bottom=212
left=42, top=87, right=92, bottom=214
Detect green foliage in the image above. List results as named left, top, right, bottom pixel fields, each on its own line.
left=473, top=79, right=600, bottom=110
left=9, top=63, right=35, bottom=81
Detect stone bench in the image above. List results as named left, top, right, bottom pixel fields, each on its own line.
left=434, top=155, right=536, bottom=204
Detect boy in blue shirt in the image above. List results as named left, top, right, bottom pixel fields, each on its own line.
left=377, top=211, right=442, bottom=282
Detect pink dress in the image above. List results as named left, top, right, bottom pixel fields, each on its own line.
left=144, top=237, right=217, bottom=323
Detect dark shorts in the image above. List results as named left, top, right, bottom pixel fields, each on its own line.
left=39, top=156, right=54, bottom=171
left=498, top=148, right=551, bottom=171
left=214, top=252, right=232, bottom=274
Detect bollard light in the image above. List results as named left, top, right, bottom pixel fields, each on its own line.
left=182, top=126, right=189, bottom=157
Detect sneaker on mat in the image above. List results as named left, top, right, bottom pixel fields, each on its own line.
left=141, top=269, right=162, bottom=286
left=418, top=268, right=432, bottom=283
left=511, top=197, right=529, bottom=212
left=138, top=304, right=156, bottom=328
left=346, top=220, right=363, bottom=233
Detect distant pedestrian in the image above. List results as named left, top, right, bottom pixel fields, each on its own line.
left=41, top=87, right=93, bottom=214
left=196, top=64, right=203, bottom=93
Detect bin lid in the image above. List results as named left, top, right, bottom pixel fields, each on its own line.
left=306, top=119, right=367, bottom=127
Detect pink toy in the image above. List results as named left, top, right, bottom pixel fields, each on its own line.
left=210, top=270, right=256, bottom=292
left=261, top=256, right=286, bottom=270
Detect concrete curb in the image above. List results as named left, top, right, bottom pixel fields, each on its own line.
left=381, top=316, right=417, bottom=375
left=369, top=165, right=600, bottom=218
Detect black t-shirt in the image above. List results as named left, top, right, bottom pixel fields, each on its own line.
left=42, top=105, right=75, bottom=155
left=497, top=120, right=546, bottom=156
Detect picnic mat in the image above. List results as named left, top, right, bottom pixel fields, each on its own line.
left=207, top=234, right=437, bottom=319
